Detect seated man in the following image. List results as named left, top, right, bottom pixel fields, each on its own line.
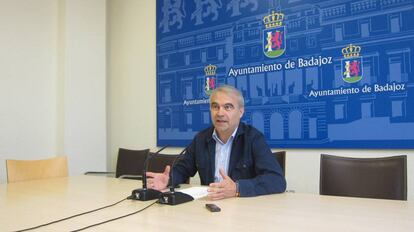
left=147, top=85, right=286, bottom=200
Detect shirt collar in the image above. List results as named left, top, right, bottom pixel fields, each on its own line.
left=212, top=126, right=238, bottom=145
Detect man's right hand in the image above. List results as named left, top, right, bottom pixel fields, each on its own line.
left=146, top=165, right=170, bottom=191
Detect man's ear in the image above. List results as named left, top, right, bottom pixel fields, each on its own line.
left=239, top=107, right=245, bottom=118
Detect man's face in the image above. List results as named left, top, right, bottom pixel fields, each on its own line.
left=210, top=91, right=244, bottom=136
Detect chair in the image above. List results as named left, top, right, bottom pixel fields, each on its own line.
left=85, top=148, right=149, bottom=179
left=147, top=153, right=178, bottom=173
left=6, top=156, right=68, bottom=183
left=272, top=151, right=286, bottom=175
left=148, top=152, right=190, bottom=184
left=320, top=154, right=407, bottom=200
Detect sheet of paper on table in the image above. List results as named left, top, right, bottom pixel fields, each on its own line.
left=178, top=186, right=208, bottom=199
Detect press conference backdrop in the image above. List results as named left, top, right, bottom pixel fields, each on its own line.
left=156, top=0, right=414, bottom=148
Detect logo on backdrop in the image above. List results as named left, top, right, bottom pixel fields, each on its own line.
left=204, top=64, right=217, bottom=96
left=341, top=44, right=363, bottom=83
left=262, top=10, right=285, bottom=58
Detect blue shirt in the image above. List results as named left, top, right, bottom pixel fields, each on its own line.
left=212, top=127, right=238, bottom=182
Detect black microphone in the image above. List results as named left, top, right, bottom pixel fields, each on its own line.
left=158, top=145, right=194, bottom=205
left=128, top=145, right=169, bottom=201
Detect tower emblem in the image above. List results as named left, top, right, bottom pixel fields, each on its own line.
left=204, top=64, right=217, bottom=96
left=341, top=44, right=363, bottom=83
left=262, top=10, right=285, bottom=58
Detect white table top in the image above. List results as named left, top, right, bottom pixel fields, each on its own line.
left=1, top=175, right=413, bottom=232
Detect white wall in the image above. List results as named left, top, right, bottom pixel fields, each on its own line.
left=63, top=0, right=107, bottom=175
left=107, top=0, right=414, bottom=200
left=0, top=0, right=59, bottom=182
left=107, top=0, right=157, bottom=167
left=0, top=0, right=107, bottom=182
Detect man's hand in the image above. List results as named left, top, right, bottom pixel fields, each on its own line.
left=146, top=165, right=170, bottom=191
left=207, top=169, right=237, bottom=200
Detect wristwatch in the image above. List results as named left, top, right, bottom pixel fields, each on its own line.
left=235, top=181, right=240, bottom=197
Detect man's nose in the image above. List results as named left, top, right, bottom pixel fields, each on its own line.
left=216, top=106, right=226, bottom=115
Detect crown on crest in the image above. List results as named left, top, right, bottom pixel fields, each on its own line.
left=204, top=64, right=217, bottom=76
left=263, top=11, right=284, bottom=29
left=342, top=44, right=361, bottom=58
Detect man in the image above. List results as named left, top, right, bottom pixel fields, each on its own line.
left=147, top=85, right=286, bottom=200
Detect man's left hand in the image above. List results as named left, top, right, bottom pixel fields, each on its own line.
left=207, top=169, right=237, bottom=200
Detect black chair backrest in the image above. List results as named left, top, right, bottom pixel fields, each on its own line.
left=272, top=151, right=286, bottom=176
left=115, top=148, right=149, bottom=178
left=148, top=152, right=189, bottom=184
left=320, top=154, right=407, bottom=200
left=147, top=153, right=178, bottom=173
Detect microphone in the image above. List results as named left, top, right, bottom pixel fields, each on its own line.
left=158, top=145, right=194, bottom=205
left=128, top=145, right=169, bottom=201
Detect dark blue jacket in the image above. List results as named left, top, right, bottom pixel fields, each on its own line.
left=172, top=122, right=286, bottom=197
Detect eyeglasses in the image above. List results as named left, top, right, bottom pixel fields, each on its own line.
left=210, top=103, right=235, bottom=112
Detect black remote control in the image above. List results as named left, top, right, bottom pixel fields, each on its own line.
left=205, top=203, right=221, bottom=212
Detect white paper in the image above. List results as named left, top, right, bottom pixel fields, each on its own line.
left=178, top=186, right=208, bottom=199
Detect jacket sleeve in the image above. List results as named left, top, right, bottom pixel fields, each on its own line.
left=238, top=134, right=286, bottom=197
left=171, top=139, right=198, bottom=185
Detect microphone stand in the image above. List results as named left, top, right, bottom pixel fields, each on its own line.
left=158, top=146, right=194, bottom=205
left=128, top=145, right=168, bottom=201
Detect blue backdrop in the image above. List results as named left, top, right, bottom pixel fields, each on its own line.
left=156, top=0, right=414, bottom=149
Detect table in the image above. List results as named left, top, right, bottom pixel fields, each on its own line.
left=1, top=176, right=413, bottom=232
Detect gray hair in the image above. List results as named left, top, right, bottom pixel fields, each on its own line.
left=210, top=85, right=245, bottom=108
